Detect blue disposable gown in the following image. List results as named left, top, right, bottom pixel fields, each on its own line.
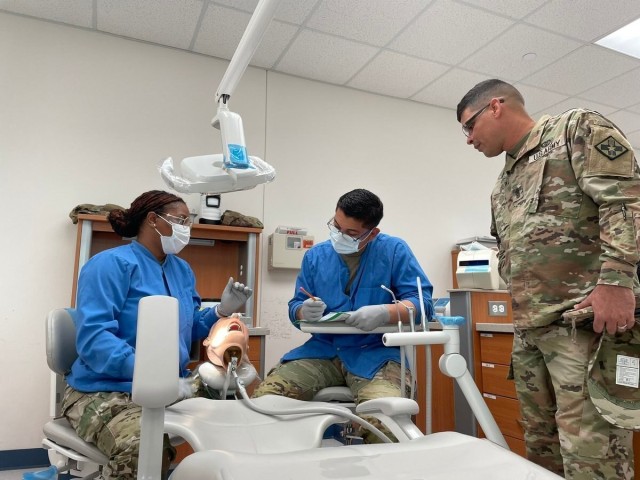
left=285, top=234, right=433, bottom=379
left=66, top=241, right=217, bottom=393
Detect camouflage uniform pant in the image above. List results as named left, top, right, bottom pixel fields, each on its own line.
left=251, top=358, right=411, bottom=444
left=61, top=386, right=176, bottom=480
left=512, top=323, right=633, bottom=480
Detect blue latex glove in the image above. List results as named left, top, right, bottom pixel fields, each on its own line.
left=299, top=297, right=327, bottom=322
left=345, top=305, right=389, bottom=331
left=217, top=277, right=253, bottom=317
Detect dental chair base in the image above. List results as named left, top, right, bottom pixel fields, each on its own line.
left=169, top=430, right=563, bottom=480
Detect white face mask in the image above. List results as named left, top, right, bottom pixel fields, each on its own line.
left=329, top=230, right=361, bottom=255
left=156, top=217, right=191, bottom=255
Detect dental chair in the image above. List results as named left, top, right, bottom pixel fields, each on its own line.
left=41, top=307, right=354, bottom=478
left=163, top=317, right=564, bottom=480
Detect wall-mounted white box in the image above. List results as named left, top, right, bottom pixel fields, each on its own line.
left=268, top=233, right=314, bottom=269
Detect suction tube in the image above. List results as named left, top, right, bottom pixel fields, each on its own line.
left=231, top=365, right=393, bottom=444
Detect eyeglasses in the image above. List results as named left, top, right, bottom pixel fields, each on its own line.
left=462, top=98, right=504, bottom=137
left=158, top=212, right=192, bottom=227
left=327, top=217, right=372, bottom=243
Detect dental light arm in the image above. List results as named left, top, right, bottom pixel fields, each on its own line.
left=215, top=0, right=281, bottom=103
left=160, top=0, right=279, bottom=194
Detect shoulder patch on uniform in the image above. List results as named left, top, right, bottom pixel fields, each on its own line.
left=596, top=136, right=629, bottom=161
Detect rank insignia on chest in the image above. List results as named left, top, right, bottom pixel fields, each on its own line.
left=596, top=135, right=629, bottom=161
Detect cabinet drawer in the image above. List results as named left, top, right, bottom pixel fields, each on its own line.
left=482, top=393, right=524, bottom=440
left=248, top=336, right=262, bottom=362
left=479, top=333, right=513, bottom=365
left=504, top=435, right=526, bottom=458
left=481, top=363, right=516, bottom=399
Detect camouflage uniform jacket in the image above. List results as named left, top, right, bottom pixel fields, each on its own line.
left=491, top=109, right=640, bottom=328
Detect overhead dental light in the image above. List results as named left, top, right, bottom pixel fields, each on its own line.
left=160, top=0, right=279, bottom=195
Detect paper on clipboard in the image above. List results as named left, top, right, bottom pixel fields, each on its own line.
left=300, top=312, right=353, bottom=323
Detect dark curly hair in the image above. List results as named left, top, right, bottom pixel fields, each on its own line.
left=107, top=190, right=185, bottom=238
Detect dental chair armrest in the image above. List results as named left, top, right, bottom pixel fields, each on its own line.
left=356, top=398, right=419, bottom=416
left=356, top=398, right=423, bottom=442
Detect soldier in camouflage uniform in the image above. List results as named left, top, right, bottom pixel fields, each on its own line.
left=457, top=79, right=640, bottom=480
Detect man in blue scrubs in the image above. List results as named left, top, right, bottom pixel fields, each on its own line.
left=253, top=188, right=433, bottom=442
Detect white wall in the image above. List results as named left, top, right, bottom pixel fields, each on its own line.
left=0, top=12, right=502, bottom=450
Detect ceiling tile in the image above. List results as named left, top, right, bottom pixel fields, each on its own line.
left=194, top=5, right=248, bottom=60
left=513, top=83, right=567, bottom=116
left=97, top=0, right=203, bottom=50
left=536, top=98, right=617, bottom=118
left=194, top=5, right=297, bottom=69
left=306, top=0, right=431, bottom=47
left=389, top=0, right=513, bottom=65
left=456, top=0, right=547, bottom=19
left=521, top=45, right=639, bottom=96
left=250, top=21, right=300, bottom=69
left=628, top=103, right=640, bottom=115
left=524, top=0, right=640, bottom=42
left=0, top=0, right=93, bottom=27
left=411, top=68, right=490, bottom=110
left=213, top=0, right=319, bottom=24
left=348, top=51, right=449, bottom=98
left=626, top=130, right=640, bottom=150
left=579, top=67, right=640, bottom=109
left=460, top=24, right=581, bottom=82
left=274, top=29, right=378, bottom=85
left=606, top=109, right=640, bottom=136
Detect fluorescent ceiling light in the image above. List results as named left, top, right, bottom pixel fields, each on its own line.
left=596, top=18, right=640, bottom=59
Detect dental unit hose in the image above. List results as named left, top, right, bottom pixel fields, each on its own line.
left=230, top=359, right=393, bottom=444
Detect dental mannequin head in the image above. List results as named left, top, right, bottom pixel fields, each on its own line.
left=203, top=314, right=250, bottom=368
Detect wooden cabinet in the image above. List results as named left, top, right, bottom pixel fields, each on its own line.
left=478, top=332, right=525, bottom=456
left=415, top=343, right=455, bottom=433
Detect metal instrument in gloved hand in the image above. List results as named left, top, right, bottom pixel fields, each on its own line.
left=216, top=277, right=253, bottom=317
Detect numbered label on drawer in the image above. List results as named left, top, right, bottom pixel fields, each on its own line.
left=488, top=301, right=508, bottom=316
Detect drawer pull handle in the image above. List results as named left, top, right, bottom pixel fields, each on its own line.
left=481, top=362, right=495, bottom=368
left=483, top=393, right=497, bottom=400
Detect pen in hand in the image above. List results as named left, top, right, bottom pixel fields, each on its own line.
left=299, top=286, right=318, bottom=301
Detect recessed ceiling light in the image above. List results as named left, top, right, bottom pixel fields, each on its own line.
left=596, top=17, right=640, bottom=59
left=522, top=52, right=537, bottom=62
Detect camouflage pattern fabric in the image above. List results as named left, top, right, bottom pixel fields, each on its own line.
left=491, top=109, right=640, bottom=328
left=491, top=109, right=640, bottom=479
left=252, top=358, right=411, bottom=444
left=588, top=326, right=640, bottom=430
left=68, top=204, right=125, bottom=225
left=220, top=210, right=264, bottom=228
left=512, top=323, right=633, bottom=480
left=62, top=386, right=176, bottom=480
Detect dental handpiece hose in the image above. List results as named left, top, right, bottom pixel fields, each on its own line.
left=232, top=368, right=393, bottom=444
